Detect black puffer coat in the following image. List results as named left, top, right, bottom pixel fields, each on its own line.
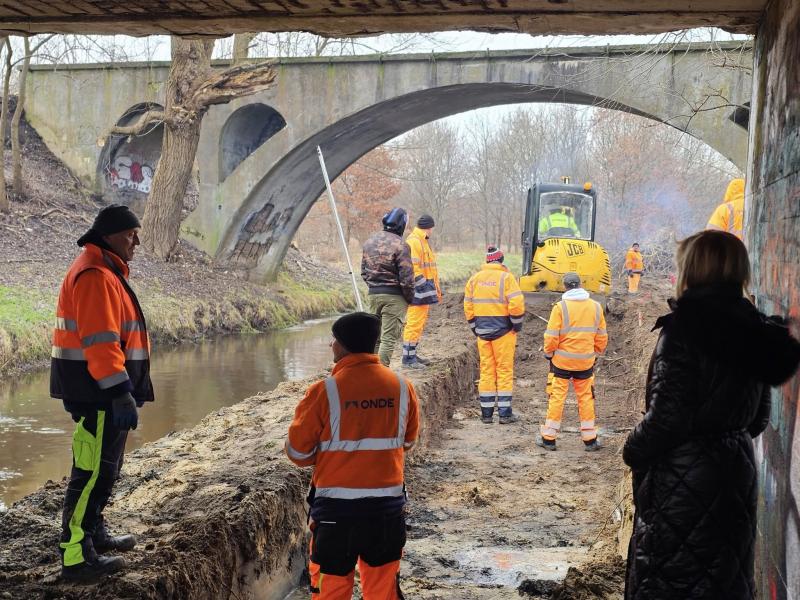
left=623, top=284, right=800, bottom=600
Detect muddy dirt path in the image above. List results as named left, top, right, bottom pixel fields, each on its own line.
left=397, top=282, right=669, bottom=599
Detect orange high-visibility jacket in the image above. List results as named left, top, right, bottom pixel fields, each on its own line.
left=407, top=227, right=441, bottom=305
left=625, top=249, right=644, bottom=274
left=50, top=243, right=153, bottom=406
left=286, top=353, right=420, bottom=500
left=464, top=263, right=525, bottom=340
left=544, top=289, right=608, bottom=372
left=706, top=179, right=745, bottom=240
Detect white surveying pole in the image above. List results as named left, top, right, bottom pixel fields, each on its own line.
left=317, top=145, right=364, bottom=311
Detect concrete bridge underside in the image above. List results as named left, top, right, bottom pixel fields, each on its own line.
left=26, top=43, right=751, bottom=280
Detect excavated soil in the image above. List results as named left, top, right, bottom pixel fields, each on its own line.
left=0, top=282, right=671, bottom=599
left=398, top=280, right=669, bottom=600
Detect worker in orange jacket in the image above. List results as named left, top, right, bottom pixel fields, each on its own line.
left=538, top=272, right=607, bottom=452
left=624, top=243, right=644, bottom=293
left=706, top=178, right=745, bottom=240
left=51, top=205, right=153, bottom=582
left=464, top=246, right=525, bottom=424
left=286, top=312, right=420, bottom=600
left=401, top=214, right=441, bottom=368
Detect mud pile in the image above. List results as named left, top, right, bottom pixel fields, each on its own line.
left=0, top=295, right=477, bottom=600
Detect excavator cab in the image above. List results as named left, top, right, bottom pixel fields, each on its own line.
left=521, top=181, right=612, bottom=296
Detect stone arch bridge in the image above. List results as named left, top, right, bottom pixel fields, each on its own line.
left=26, top=42, right=751, bottom=280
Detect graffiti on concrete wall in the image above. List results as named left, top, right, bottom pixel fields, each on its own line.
left=750, top=2, right=800, bottom=598
left=108, top=156, right=154, bottom=194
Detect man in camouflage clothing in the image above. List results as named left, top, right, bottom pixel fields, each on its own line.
left=361, top=208, right=415, bottom=366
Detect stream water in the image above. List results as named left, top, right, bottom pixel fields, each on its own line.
left=0, top=317, right=336, bottom=510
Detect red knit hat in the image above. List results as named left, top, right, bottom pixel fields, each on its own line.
left=486, top=245, right=504, bottom=263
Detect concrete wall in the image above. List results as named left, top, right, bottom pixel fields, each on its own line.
left=748, top=0, right=800, bottom=598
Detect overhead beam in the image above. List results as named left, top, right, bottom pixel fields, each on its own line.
left=0, top=1, right=765, bottom=36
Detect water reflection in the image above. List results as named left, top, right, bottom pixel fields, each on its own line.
left=0, top=317, right=336, bottom=509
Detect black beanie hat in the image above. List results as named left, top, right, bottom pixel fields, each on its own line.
left=332, top=312, right=380, bottom=354
left=77, top=204, right=141, bottom=247
left=417, top=214, right=435, bottom=229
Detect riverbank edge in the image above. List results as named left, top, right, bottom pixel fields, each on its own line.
left=0, top=299, right=480, bottom=599
left=0, top=271, right=356, bottom=380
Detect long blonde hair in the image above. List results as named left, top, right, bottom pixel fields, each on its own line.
left=675, top=230, right=751, bottom=297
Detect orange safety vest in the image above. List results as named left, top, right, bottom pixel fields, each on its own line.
left=286, top=353, right=420, bottom=500
left=625, top=249, right=644, bottom=274
left=407, top=227, right=440, bottom=305
left=544, top=290, right=608, bottom=372
left=464, top=263, right=525, bottom=340
left=50, top=243, right=153, bottom=406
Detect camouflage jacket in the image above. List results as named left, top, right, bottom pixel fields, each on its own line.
left=361, top=230, right=415, bottom=304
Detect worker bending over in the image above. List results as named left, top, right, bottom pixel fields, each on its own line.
left=464, top=246, right=525, bottom=424
left=286, top=312, right=419, bottom=600
left=539, top=272, right=607, bottom=451
left=401, top=214, right=441, bottom=368
left=706, top=178, right=745, bottom=240
left=624, top=243, right=644, bottom=294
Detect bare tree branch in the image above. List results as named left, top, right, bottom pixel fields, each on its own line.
left=108, top=109, right=166, bottom=137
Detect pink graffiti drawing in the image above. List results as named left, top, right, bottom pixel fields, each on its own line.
left=108, top=155, right=153, bottom=194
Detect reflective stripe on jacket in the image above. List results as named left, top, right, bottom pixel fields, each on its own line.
left=464, top=263, right=525, bottom=340
left=50, top=243, right=153, bottom=406
left=706, top=178, right=745, bottom=240
left=406, top=227, right=440, bottom=305
left=625, top=249, right=644, bottom=274
left=544, top=289, right=608, bottom=372
left=286, top=353, right=420, bottom=500
left=538, top=212, right=580, bottom=236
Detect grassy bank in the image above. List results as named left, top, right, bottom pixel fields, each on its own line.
left=437, top=251, right=523, bottom=285
left=0, top=275, right=354, bottom=379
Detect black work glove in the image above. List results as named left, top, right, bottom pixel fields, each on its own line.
left=111, top=392, right=138, bottom=430
left=512, top=323, right=522, bottom=333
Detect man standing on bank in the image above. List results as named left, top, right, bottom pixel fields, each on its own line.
left=51, top=204, right=153, bottom=581
left=361, top=207, right=415, bottom=366
left=463, top=245, right=526, bottom=424
left=286, top=312, right=419, bottom=599
left=401, top=214, right=441, bottom=368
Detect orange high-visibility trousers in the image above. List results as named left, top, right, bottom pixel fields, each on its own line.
left=477, top=331, right=516, bottom=418
left=628, top=273, right=641, bottom=293
left=402, top=305, right=430, bottom=344
left=541, top=375, right=597, bottom=442
left=309, top=558, right=401, bottom=600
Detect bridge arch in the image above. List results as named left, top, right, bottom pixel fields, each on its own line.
left=219, top=103, right=287, bottom=181
left=222, top=82, right=708, bottom=280
left=97, top=102, right=163, bottom=215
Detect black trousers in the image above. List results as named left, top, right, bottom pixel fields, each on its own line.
left=60, top=408, right=127, bottom=566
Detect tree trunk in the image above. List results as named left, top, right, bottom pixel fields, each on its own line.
left=232, top=33, right=255, bottom=65
left=141, top=38, right=213, bottom=259
left=0, top=37, right=10, bottom=212
left=11, top=36, right=30, bottom=198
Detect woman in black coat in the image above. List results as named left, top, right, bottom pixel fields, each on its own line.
left=623, top=230, right=800, bottom=600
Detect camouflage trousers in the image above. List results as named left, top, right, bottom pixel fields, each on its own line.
left=368, top=293, right=408, bottom=366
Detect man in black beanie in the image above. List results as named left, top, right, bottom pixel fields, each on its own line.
left=402, top=214, right=442, bottom=368
left=51, top=204, right=153, bottom=581
left=286, top=312, right=420, bottom=599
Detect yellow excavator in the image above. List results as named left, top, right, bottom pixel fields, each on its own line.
left=520, top=179, right=612, bottom=303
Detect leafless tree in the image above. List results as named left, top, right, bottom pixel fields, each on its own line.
left=109, top=37, right=276, bottom=259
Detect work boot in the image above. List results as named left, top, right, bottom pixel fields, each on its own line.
left=93, top=532, right=137, bottom=554
left=499, top=414, right=520, bottom=425
left=584, top=439, right=602, bottom=452
left=61, top=555, right=126, bottom=582
left=402, top=359, right=427, bottom=370
left=93, top=517, right=137, bottom=553
left=536, top=437, right=557, bottom=451
left=481, top=415, right=493, bottom=424
left=415, top=355, right=432, bottom=365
